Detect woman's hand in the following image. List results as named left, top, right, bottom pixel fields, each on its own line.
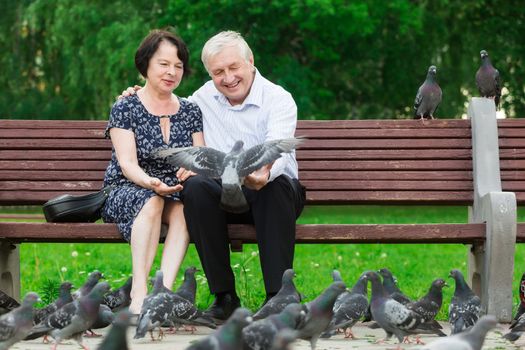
left=149, top=177, right=183, bottom=196
left=117, top=85, right=142, bottom=100
left=176, top=167, right=196, bottom=183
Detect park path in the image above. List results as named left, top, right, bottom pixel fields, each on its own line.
left=10, top=321, right=524, bottom=350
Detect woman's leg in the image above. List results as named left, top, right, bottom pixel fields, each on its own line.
left=160, top=200, right=190, bottom=290
left=129, top=196, right=164, bottom=314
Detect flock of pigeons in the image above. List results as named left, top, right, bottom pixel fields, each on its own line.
left=1, top=267, right=525, bottom=350
left=414, top=49, right=501, bottom=119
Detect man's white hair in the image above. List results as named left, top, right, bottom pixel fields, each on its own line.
left=201, top=31, right=253, bottom=73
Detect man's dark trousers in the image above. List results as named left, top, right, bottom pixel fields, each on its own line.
left=181, top=174, right=305, bottom=295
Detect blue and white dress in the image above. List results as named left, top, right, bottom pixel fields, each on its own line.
left=102, top=94, right=202, bottom=241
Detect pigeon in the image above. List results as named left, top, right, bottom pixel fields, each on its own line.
left=414, top=65, right=442, bottom=119
left=87, top=304, right=115, bottom=335
left=420, top=315, right=497, bottom=350
left=135, top=271, right=216, bottom=340
left=512, top=272, right=525, bottom=322
left=29, top=282, right=110, bottom=350
left=73, top=270, right=104, bottom=299
left=406, top=278, right=447, bottom=329
left=0, top=289, right=20, bottom=315
left=297, top=281, right=347, bottom=350
left=0, top=292, right=40, bottom=350
left=269, top=329, right=298, bottom=350
left=97, top=309, right=132, bottom=350
left=186, top=307, right=253, bottom=350
left=174, top=266, right=199, bottom=304
left=321, top=270, right=369, bottom=339
left=253, top=269, right=302, bottom=320
left=366, top=271, right=444, bottom=346
left=156, top=138, right=304, bottom=213
left=378, top=268, right=412, bottom=305
left=448, top=269, right=481, bottom=334
left=475, top=50, right=502, bottom=108
left=103, top=277, right=131, bottom=312
left=242, top=303, right=305, bottom=350
left=34, top=281, right=74, bottom=325
left=504, top=312, right=525, bottom=342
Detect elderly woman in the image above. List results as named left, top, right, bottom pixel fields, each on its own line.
left=102, top=29, right=203, bottom=313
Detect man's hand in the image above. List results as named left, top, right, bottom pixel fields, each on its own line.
left=149, top=177, right=183, bottom=196
left=117, top=85, right=142, bottom=100
left=244, top=163, right=272, bottom=191
left=176, top=167, right=196, bottom=183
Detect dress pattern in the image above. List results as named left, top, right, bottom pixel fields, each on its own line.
left=102, top=94, right=202, bottom=241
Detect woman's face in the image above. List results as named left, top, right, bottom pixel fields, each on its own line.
left=146, top=40, right=184, bottom=94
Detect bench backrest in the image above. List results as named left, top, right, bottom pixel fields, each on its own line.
left=497, top=119, right=525, bottom=205
left=0, top=119, right=476, bottom=206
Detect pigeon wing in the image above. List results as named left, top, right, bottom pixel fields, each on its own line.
left=237, top=138, right=303, bottom=177
left=414, top=86, right=423, bottom=112
left=0, top=314, right=15, bottom=341
left=156, top=147, right=226, bottom=178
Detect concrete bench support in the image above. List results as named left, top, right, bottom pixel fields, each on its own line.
left=468, top=97, right=517, bottom=322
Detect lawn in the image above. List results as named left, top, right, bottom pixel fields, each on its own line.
left=12, top=204, right=525, bottom=321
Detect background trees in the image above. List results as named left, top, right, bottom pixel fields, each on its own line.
left=1, top=0, right=523, bottom=120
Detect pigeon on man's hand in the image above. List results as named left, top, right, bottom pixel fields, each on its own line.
left=253, top=269, right=302, bottom=320
left=321, top=270, right=369, bottom=339
left=448, top=269, right=481, bottom=335
left=297, top=281, right=347, bottom=350
left=186, top=307, right=253, bottom=350
left=420, top=315, right=497, bottom=350
left=476, top=50, right=502, bottom=108
left=414, top=65, right=442, bottom=119
left=0, top=292, right=40, bottom=350
left=156, top=138, right=304, bottom=213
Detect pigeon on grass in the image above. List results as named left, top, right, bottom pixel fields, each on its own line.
left=366, top=271, right=444, bottom=348
left=185, top=307, right=253, bottom=350
left=475, top=50, right=502, bottom=108
left=420, top=315, right=497, bottom=350
left=156, top=138, right=304, bottom=213
left=253, top=269, right=302, bottom=320
left=243, top=303, right=305, bottom=350
left=297, top=281, right=347, bottom=350
left=448, top=269, right=481, bottom=334
left=321, top=270, right=369, bottom=339
left=414, top=65, right=442, bottom=119
left=0, top=292, right=40, bottom=350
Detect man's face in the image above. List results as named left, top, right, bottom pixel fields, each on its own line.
left=207, top=45, right=255, bottom=106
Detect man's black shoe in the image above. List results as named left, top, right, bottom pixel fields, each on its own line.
left=204, top=292, right=241, bottom=324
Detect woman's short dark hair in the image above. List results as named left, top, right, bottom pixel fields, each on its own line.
left=134, top=29, right=191, bottom=78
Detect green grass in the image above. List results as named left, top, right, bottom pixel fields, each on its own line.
left=6, top=205, right=525, bottom=320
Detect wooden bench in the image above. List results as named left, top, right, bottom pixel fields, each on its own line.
left=1, top=98, right=523, bottom=321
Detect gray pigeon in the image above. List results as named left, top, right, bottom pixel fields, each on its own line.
left=406, top=278, right=447, bottom=331
left=297, top=281, right=347, bottom=350
left=414, top=65, right=442, bottom=119
left=103, top=277, right=131, bottom=312
left=0, top=292, right=40, bottom=350
left=175, top=266, right=199, bottom=304
left=253, top=269, right=302, bottom=320
left=448, top=269, right=481, bottom=334
left=156, top=138, right=303, bottom=213
left=29, top=282, right=110, bottom=349
left=420, top=315, right=497, bottom=350
left=475, top=50, right=501, bottom=108
left=242, top=303, right=305, bottom=350
left=0, top=289, right=20, bottom=315
left=512, top=272, right=525, bottom=323
left=135, top=271, right=216, bottom=340
left=73, top=270, right=104, bottom=299
left=366, top=271, right=444, bottom=345
left=186, top=307, right=253, bottom=350
left=34, top=281, right=74, bottom=325
left=378, top=268, right=412, bottom=305
left=97, top=309, right=132, bottom=350
left=321, top=270, right=369, bottom=339
left=270, top=329, right=298, bottom=350
left=88, top=304, right=115, bottom=335
left=504, top=311, right=525, bottom=342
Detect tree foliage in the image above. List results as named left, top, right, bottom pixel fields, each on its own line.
left=1, top=0, right=523, bottom=120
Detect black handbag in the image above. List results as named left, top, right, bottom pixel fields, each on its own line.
left=42, top=185, right=114, bottom=223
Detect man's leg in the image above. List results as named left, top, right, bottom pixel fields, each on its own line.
left=247, top=176, right=305, bottom=295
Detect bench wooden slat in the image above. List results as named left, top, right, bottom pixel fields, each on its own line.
left=298, top=149, right=472, bottom=160
left=0, top=150, right=112, bottom=160
left=299, top=160, right=471, bottom=170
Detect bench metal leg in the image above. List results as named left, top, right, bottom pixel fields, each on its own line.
left=0, top=242, right=20, bottom=301
left=468, top=192, right=516, bottom=322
